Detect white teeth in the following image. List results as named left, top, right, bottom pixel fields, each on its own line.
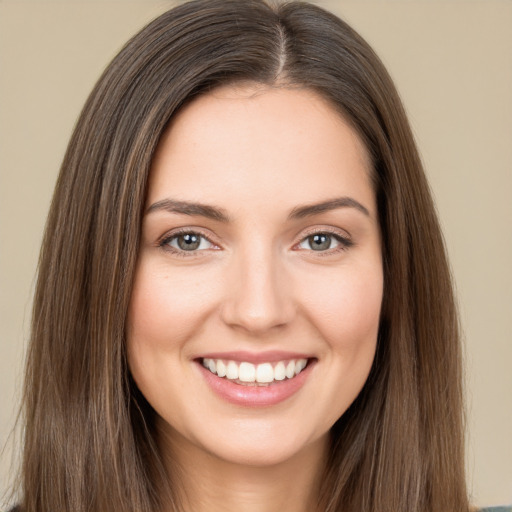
left=239, top=362, right=256, bottom=382
left=256, top=363, right=274, bottom=383
left=285, top=361, right=295, bottom=379
left=216, top=360, right=226, bottom=377
left=202, top=357, right=309, bottom=384
left=295, top=359, right=307, bottom=375
left=274, top=361, right=286, bottom=381
left=226, top=361, right=239, bottom=380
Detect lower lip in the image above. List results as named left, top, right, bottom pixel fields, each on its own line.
left=197, top=360, right=315, bottom=407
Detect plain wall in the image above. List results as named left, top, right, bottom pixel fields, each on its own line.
left=1, top=0, right=511, bottom=507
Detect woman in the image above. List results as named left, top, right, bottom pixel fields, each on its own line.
left=10, top=0, right=506, bottom=511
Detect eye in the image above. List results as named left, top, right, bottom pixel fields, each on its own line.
left=161, top=231, right=215, bottom=253
left=297, top=232, right=352, bottom=252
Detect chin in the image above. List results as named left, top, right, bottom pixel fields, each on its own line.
left=186, top=417, right=328, bottom=469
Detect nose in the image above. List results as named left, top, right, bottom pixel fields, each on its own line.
left=220, top=242, right=295, bottom=335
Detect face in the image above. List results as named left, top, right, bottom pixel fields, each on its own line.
left=127, top=84, right=383, bottom=468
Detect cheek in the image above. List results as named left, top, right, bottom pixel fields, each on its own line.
left=125, top=259, right=222, bottom=407
left=299, top=263, right=383, bottom=349
left=304, top=263, right=383, bottom=424
left=127, top=260, right=220, bottom=345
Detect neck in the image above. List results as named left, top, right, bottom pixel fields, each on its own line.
left=158, top=425, right=329, bottom=512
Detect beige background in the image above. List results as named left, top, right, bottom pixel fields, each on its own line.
left=1, top=0, right=511, bottom=507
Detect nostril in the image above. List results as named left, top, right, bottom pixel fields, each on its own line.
left=219, top=259, right=295, bottom=333
left=220, top=296, right=295, bottom=334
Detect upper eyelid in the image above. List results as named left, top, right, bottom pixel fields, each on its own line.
left=159, top=225, right=350, bottom=240
left=294, top=231, right=353, bottom=253
left=158, top=229, right=219, bottom=257
left=158, top=226, right=352, bottom=253
left=295, top=225, right=352, bottom=243
left=159, top=227, right=217, bottom=245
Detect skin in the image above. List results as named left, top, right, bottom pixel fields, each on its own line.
left=127, top=84, right=383, bottom=512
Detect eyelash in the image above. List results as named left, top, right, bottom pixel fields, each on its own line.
left=296, top=228, right=354, bottom=256
left=158, top=227, right=353, bottom=257
left=158, top=228, right=217, bottom=258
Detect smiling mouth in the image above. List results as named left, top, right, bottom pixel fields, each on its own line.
left=200, top=357, right=311, bottom=386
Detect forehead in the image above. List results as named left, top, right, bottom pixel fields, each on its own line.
left=148, top=84, right=375, bottom=216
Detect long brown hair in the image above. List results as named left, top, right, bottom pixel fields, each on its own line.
left=18, top=1, right=468, bottom=511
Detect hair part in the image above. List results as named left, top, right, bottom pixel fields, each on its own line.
left=18, top=1, right=468, bottom=511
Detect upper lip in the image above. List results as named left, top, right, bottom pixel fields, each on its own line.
left=195, top=350, right=314, bottom=364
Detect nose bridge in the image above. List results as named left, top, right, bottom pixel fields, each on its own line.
left=221, top=236, right=293, bottom=334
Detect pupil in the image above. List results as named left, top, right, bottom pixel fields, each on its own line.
left=310, top=234, right=331, bottom=251
left=178, top=233, right=200, bottom=250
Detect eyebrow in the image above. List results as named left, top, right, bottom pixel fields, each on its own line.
left=146, top=198, right=231, bottom=222
left=146, top=196, right=370, bottom=222
left=287, top=197, right=370, bottom=219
